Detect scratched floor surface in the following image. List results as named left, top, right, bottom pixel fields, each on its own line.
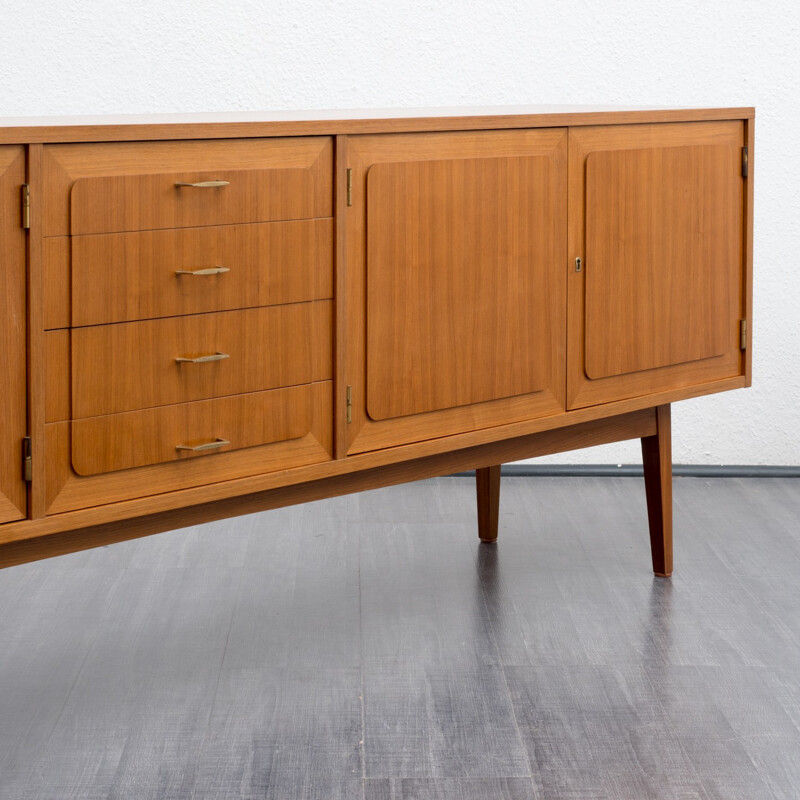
left=1, top=476, right=799, bottom=799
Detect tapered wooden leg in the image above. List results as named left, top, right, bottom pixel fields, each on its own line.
left=640, top=404, right=673, bottom=577
left=476, top=465, right=501, bottom=543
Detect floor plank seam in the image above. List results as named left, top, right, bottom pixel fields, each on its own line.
left=5, top=478, right=800, bottom=799
left=20, top=567, right=125, bottom=797
left=638, top=665, right=711, bottom=794
left=473, top=528, right=538, bottom=795
left=188, top=560, right=241, bottom=800
left=358, top=520, right=368, bottom=797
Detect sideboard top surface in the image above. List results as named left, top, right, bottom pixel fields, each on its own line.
left=0, top=104, right=755, bottom=144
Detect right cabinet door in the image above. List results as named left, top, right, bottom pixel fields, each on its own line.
left=568, top=121, right=746, bottom=409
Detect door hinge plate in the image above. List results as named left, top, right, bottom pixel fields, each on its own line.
left=22, top=436, right=32, bottom=482
left=21, top=183, right=30, bottom=229
left=740, top=319, right=748, bottom=350
left=346, top=168, right=352, bottom=207
left=346, top=385, right=352, bottom=424
left=742, top=147, right=748, bottom=178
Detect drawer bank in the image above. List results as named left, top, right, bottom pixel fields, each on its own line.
left=0, top=106, right=754, bottom=574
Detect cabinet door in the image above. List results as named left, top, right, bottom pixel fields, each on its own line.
left=343, top=129, right=567, bottom=454
left=568, top=122, right=746, bottom=408
left=0, top=146, right=27, bottom=522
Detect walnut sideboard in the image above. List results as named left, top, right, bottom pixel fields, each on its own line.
left=0, top=105, right=754, bottom=574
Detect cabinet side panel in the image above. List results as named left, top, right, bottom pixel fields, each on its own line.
left=0, top=146, right=27, bottom=521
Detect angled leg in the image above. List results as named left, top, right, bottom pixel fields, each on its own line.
left=640, top=404, right=673, bottom=577
left=476, top=465, right=501, bottom=543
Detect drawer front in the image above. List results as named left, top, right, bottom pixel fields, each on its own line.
left=42, top=137, right=332, bottom=236
left=71, top=301, right=332, bottom=418
left=71, top=383, right=325, bottom=476
left=68, top=218, right=333, bottom=326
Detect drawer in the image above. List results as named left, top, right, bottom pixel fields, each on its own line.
left=71, top=301, right=332, bottom=418
left=63, top=218, right=333, bottom=326
left=71, top=383, right=327, bottom=476
left=47, top=382, right=332, bottom=513
left=42, top=137, right=333, bottom=236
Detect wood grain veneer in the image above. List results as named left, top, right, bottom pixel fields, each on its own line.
left=4, top=375, right=743, bottom=546
left=584, top=144, right=739, bottom=378
left=42, top=137, right=332, bottom=236
left=345, top=128, right=567, bottom=454
left=0, top=106, right=754, bottom=576
left=365, top=153, right=560, bottom=419
left=333, top=134, right=348, bottom=460
left=26, top=145, right=47, bottom=520
left=567, top=121, right=746, bottom=409
left=71, top=301, right=332, bottom=417
left=71, top=383, right=323, bottom=475
left=44, top=329, right=70, bottom=423
left=641, top=404, right=673, bottom=577
left=743, top=117, right=755, bottom=384
left=476, top=465, right=501, bottom=544
left=66, top=218, right=333, bottom=326
left=42, top=236, right=71, bottom=329
left=0, top=145, right=27, bottom=522
left=46, top=381, right=333, bottom=511
left=4, top=408, right=656, bottom=567
left=0, top=106, right=754, bottom=145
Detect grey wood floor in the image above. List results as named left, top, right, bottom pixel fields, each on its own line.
left=1, top=476, right=800, bottom=799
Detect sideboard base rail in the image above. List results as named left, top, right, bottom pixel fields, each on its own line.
left=0, top=407, right=670, bottom=572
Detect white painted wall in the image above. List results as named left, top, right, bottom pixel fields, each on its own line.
left=1, top=0, right=797, bottom=465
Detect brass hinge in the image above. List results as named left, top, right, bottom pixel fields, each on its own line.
left=346, top=168, right=352, bottom=207
left=742, top=147, right=748, bottom=179
left=21, top=183, right=30, bottom=229
left=740, top=319, right=748, bottom=350
left=346, top=385, right=352, bottom=424
left=22, top=436, right=32, bottom=482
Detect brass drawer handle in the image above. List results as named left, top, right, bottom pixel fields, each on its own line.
left=174, top=180, right=230, bottom=188
left=174, top=266, right=230, bottom=276
left=175, top=438, right=231, bottom=452
left=175, top=352, right=230, bottom=364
